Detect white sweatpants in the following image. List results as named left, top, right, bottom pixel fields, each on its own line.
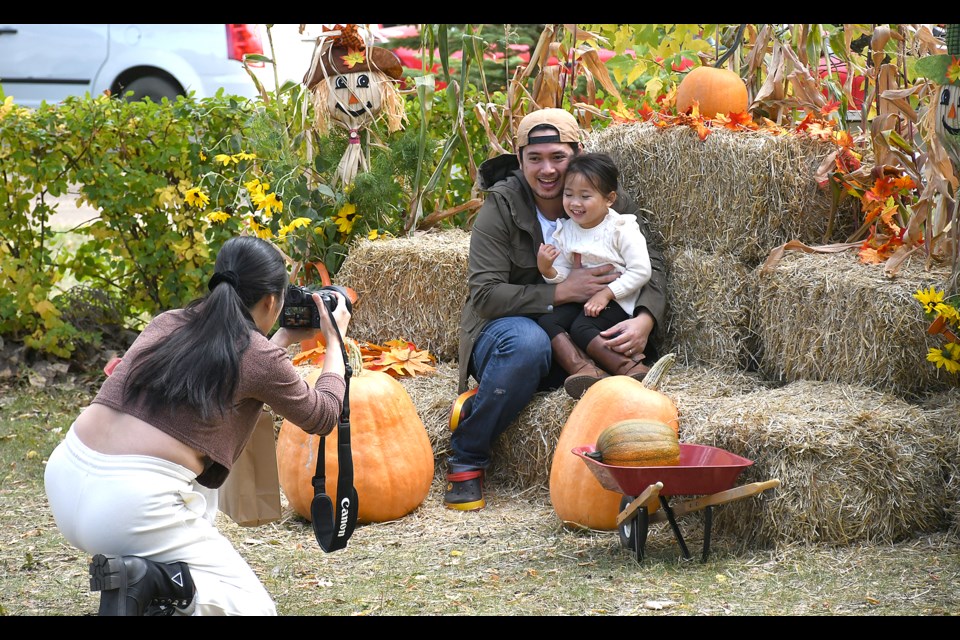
left=44, top=425, right=277, bottom=616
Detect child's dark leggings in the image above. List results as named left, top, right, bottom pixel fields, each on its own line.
left=537, top=302, right=630, bottom=350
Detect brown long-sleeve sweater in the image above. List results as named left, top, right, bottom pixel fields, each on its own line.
left=92, top=309, right=345, bottom=488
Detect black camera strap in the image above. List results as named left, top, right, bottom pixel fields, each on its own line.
left=309, top=301, right=358, bottom=553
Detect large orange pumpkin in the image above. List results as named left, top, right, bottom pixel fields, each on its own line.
left=675, top=66, right=748, bottom=118
left=276, top=362, right=434, bottom=524
left=549, top=357, right=679, bottom=531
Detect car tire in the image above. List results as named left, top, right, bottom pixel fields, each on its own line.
left=121, top=76, right=181, bottom=103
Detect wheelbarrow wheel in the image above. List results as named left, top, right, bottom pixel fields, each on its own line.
left=618, top=495, right=635, bottom=550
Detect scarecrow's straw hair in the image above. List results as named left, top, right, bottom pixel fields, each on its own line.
left=752, top=250, right=958, bottom=398
left=587, top=122, right=859, bottom=265
left=663, top=246, right=758, bottom=370
left=309, top=81, right=332, bottom=136
left=338, top=230, right=471, bottom=362
left=680, top=380, right=950, bottom=547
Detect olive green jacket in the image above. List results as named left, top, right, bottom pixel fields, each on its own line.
left=457, top=154, right=668, bottom=392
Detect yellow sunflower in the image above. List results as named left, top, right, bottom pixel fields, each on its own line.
left=913, top=287, right=945, bottom=316
left=207, top=211, right=231, bottom=223
left=927, top=343, right=960, bottom=374
left=184, top=187, right=210, bottom=208
left=334, top=203, right=359, bottom=234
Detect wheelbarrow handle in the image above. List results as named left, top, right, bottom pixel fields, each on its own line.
left=616, top=482, right=663, bottom=527
left=647, top=479, right=781, bottom=524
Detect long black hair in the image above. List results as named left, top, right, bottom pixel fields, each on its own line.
left=123, top=236, right=289, bottom=419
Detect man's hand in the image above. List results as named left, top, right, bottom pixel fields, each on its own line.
left=599, top=310, right=655, bottom=359
left=553, top=253, right=618, bottom=305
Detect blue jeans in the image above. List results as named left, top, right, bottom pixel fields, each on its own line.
left=448, top=316, right=566, bottom=471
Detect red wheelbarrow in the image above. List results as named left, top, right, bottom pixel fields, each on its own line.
left=572, top=443, right=780, bottom=562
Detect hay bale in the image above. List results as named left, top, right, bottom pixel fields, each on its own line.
left=659, top=363, right=772, bottom=426
left=488, top=388, right=576, bottom=493
left=337, top=230, right=470, bottom=362
left=681, top=381, right=951, bottom=547
left=587, top=122, right=859, bottom=264
left=920, top=388, right=960, bottom=538
left=663, top=246, right=758, bottom=370
left=753, top=250, right=958, bottom=398
left=398, top=361, right=460, bottom=467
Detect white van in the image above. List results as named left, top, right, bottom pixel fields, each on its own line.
left=0, top=24, right=266, bottom=108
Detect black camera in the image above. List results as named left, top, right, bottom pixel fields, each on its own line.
left=280, top=284, right=352, bottom=329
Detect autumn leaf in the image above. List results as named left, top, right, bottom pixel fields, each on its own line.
left=638, top=103, right=656, bottom=121
left=833, top=130, right=854, bottom=148
left=714, top=111, right=755, bottom=131
left=820, top=100, right=840, bottom=116
left=858, top=244, right=883, bottom=264
left=341, top=49, right=366, bottom=69
left=863, top=178, right=899, bottom=204
left=804, top=121, right=834, bottom=141
left=892, top=175, right=917, bottom=192
left=948, top=57, right=960, bottom=84
left=370, top=345, right=437, bottom=378
left=293, top=346, right=327, bottom=366
left=694, top=120, right=711, bottom=141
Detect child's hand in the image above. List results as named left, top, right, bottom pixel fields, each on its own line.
left=583, top=289, right=614, bottom=317
left=537, top=243, right=560, bottom=275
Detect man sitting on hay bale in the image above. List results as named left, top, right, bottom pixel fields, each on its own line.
left=444, top=108, right=669, bottom=511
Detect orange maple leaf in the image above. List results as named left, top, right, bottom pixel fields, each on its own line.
left=863, top=177, right=899, bottom=204
left=804, top=121, right=834, bottom=141
left=694, top=120, right=711, bottom=141
left=794, top=112, right=817, bottom=132
left=892, top=175, right=917, bottom=192
left=728, top=111, right=756, bottom=129
left=948, top=56, right=960, bottom=84
left=638, top=103, right=656, bottom=121
left=833, top=130, right=854, bottom=148
left=835, top=147, right=861, bottom=172
left=341, top=49, right=366, bottom=69
left=820, top=100, right=840, bottom=116
left=293, top=345, right=327, bottom=366
left=858, top=245, right=883, bottom=264
left=371, top=345, right=436, bottom=378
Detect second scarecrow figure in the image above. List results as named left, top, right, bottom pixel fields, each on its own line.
left=303, top=24, right=406, bottom=186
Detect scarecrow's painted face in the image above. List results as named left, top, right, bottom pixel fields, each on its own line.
left=937, top=85, right=960, bottom=137
left=327, top=71, right=383, bottom=129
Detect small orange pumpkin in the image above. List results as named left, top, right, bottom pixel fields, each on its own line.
left=675, top=66, right=748, bottom=118
left=276, top=353, right=434, bottom=524
left=549, top=356, right=679, bottom=531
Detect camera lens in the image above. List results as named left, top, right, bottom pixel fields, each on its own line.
left=319, top=285, right=352, bottom=315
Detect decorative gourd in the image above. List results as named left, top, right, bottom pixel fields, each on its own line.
left=276, top=344, right=434, bottom=524
left=585, top=419, right=680, bottom=467
left=675, top=66, right=748, bottom=118
left=549, top=354, right=679, bottom=531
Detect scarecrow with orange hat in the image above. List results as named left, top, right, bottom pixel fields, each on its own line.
left=303, top=24, right=407, bottom=186
left=917, top=24, right=960, bottom=168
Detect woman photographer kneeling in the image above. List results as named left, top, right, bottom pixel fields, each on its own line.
left=44, top=235, right=351, bottom=616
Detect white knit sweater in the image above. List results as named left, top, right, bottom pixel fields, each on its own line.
left=544, top=207, right=651, bottom=316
